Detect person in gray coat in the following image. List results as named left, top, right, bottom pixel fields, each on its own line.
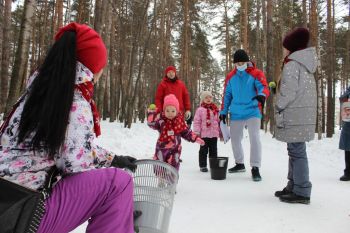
left=274, top=27, right=317, bottom=204
left=339, top=86, right=350, bottom=181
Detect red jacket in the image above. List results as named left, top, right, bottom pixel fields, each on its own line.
left=155, top=77, right=191, bottom=113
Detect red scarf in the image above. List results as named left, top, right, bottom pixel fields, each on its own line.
left=159, top=113, right=187, bottom=142
left=75, top=81, right=101, bottom=137
left=201, top=102, right=219, bottom=127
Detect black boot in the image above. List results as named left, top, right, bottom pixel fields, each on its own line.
left=279, top=193, right=310, bottom=204
left=200, top=167, right=208, bottom=172
left=274, top=187, right=292, bottom=197
left=228, top=163, right=245, bottom=173
left=251, top=167, right=262, bottom=181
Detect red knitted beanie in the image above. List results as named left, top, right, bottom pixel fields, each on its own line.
left=282, top=27, right=310, bottom=53
left=55, top=22, right=107, bottom=74
left=165, top=66, right=176, bottom=75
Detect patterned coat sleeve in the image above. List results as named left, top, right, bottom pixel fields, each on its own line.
left=147, top=110, right=161, bottom=131
left=55, top=95, right=114, bottom=174
left=180, top=127, right=198, bottom=142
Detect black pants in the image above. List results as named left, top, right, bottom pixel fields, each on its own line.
left=345, top=151, right=350, bottom=175
left=199, top=137, right=218, bottom=168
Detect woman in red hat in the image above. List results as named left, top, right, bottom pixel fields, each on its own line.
left=155, top=66, right=192, bottom=123
left=0, top=23, right=135, bottom=233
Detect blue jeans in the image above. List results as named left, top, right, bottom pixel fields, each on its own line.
left=286, top=142, right=312, bottom=198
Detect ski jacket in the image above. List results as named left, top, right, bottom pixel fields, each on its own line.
left=155, top=77, right=191, bottom=113
left=274, top=47, right=317, bottom=143
left=147, top=110, right=198, bottom=170
left=220, top=62, right=269, bottom=120
left=193, top=106, right=220, bottom=138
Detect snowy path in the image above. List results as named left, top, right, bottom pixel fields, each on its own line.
left=72, top=122, right=350, bottom=233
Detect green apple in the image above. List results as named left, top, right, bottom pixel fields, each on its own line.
left=149, top=104, right=156, bottom=110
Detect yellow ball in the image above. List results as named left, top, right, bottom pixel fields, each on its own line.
left=269, top=81, right=276, bottom=88
left=149, top=104, right=156, bottom=110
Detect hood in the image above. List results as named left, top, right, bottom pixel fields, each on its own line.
left=288, top=47, right=318, bottom=73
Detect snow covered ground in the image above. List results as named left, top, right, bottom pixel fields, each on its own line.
left=72, top=121, right=350, bottom=233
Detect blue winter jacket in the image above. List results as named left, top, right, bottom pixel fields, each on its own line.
left=221, top=67, right=267, bottom=121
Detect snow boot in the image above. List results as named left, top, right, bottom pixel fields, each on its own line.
left=228, top=163, right=245, bottom=173
left=251, top=167, right=262, bottom=181
left=200, top=167, right=208, bottom=172
left=274, top=188, right=292, bottom=197
left=279, top=193, right=310, bottom=204
left=340, top=174, right=350, bottom=181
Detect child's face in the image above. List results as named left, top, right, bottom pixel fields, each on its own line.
left=164, top=106, right=177, bottom=119
left=166, top=70, right=176, bottom=79
left=203, top=95, right=213, bottom=104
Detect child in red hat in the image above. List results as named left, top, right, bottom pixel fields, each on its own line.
left=147, top=94, right=204, bottom=171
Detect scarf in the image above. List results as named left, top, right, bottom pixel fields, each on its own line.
left=75, top=81, right=101, bottom=137
left=201, top=102, right=219, bottom=127
left=159, top=113, right=187, bottom=142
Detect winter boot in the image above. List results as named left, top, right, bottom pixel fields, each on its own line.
left=200, top=167, right=208, bottom=172
left=339, top=174, right=350, bottom=181
left=251, top=167, right=262, bottom=181
left=279, top=193, right=310, bottom=204
left=274, top=188, right=292, bottom=197
left=228, top=163, right=245, bottom=173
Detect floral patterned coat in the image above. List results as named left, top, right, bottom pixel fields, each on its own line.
left=147, top=111, right=198, bottom=170
left=0, top=62, right=114, bottom=190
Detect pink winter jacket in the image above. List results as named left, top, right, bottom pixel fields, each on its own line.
left=193, top=106, right=220, bottom=138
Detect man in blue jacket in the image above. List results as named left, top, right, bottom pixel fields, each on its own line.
left=220, top=49, right=269, bottom=181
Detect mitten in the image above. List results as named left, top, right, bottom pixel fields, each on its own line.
left=219, top=114, right=226, bottom=124
left=252, top=95, right=266, bottom=107
left=195, top=137, right=205, bottom=145
left=111, top=155, right=137, bottom=172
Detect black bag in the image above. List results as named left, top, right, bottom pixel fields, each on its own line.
left=0, top=94, right=59, bottom=233
left=0, top=167, right=58, bottom=233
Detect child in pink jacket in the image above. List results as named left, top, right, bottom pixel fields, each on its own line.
left=193, top=91, right=221, bottom=172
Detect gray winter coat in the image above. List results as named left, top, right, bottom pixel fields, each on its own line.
left=275, top=47, right=317, bottom=143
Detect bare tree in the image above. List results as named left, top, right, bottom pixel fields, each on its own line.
left=0, top=0, right=11, bottom=112
left=6, top=0, right=36, bottom=114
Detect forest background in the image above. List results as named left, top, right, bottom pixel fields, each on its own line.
left=0, top=0, right=349, bottom=139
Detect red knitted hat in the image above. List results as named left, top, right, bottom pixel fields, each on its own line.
left=165, top=66, right=176, bottom=75
left=282, top=27, right=310, bottom=53
left=163, top=94, right=179, bottom=113
left=55, top=23, right=107, bottom=74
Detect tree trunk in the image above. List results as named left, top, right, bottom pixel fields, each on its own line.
left=0, top=0, right=11, bottom=113
left=255, top=0, right=262, bottom=69
left=309, top=0, right=322, bottom=139
left=241, top=0, right=248, bottom=51
left=302, top=0, right=307, bottom=27
left=326, top=0, right=334, bottom=137
left=6, top=0, right=36, bottom=114
left=265, top=0, right=273, bottom=132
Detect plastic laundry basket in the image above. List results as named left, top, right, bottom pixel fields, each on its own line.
left=209, top=157, right=228, bottom=180
left=130, top=159, right=179, bottom=233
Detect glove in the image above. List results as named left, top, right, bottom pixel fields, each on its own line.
left=252, top=95, right=266, bottom=107
left=111, top=155, right=137, bottom=172
left=195, top=137, right=205, bottom=145
left=219, top=114, right=226, bottom=124
left=185, top=111, right=191, bottom=120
